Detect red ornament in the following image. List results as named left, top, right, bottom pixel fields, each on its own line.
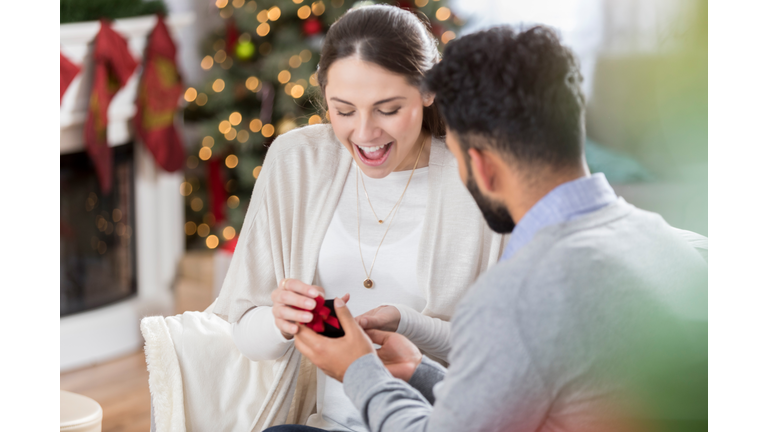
left=395, top=0, right=414, bottom=11
left=431, top=23, right=444, bottom=38
left=207, top=156, right=228, bottom=225
left=225, top=19, right=239, bottom=53
left=221, top=235, right=238, bottom=254
left=302, top=18, right=323, bottom=36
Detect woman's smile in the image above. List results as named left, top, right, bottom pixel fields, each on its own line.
left=353, top=141, right=394, bottom=167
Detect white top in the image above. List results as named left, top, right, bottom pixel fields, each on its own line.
left=234, top=163, right=431, bottom=431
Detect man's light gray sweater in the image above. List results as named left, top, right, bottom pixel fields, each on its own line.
left=344, top=199, right=708, bottom=432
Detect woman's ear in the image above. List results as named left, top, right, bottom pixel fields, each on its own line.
left=422, top=93, right=435, bottom=107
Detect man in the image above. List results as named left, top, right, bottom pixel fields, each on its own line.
left=293, top=26, right=708, bottom=432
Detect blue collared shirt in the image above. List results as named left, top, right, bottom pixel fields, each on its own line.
left=500, top=172, right=618, bottom=261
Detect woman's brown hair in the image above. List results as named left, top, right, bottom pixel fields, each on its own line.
left=315, top=5, right=445, bottom=137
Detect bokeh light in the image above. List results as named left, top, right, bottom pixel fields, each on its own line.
left=184, top=221, right=197, bottom=236
left=212, top=79, right=225, bottom=92
left=199, top=147, right=212, bottom=161
left=257, top=23, right=270, bottom=37
left=197, top=223, right=210, bottom=237
left=237, top=130, right=250, bottom=143
left=262, top=124, right=275, bottom=137
left=312, top=1, right=325, bottom=15
left=227, top=195, right=241, bottom=208
left=219, top=120, right=232, bottom=134
left=278, top=70, right=291, bottom=84
left=201, top=56, right=214, bottom=70
left=291, top=85, right=305, bottom=98
left=184, top=87, right=198, bottom=102
left=267, top=6, right=281, bottom=21
left=246, top=76, right=260, bottom=91
left=253, top=166, right=262, bottom=179
left=223, top=226, right=237, bottom=240
left=206, top=235, right=220, bottom=249
left=250, top=119, right=263, bottom=132
left=435, top=7, right=451, bottom=21
left=180, top=182, right=193, bottom=196
left=441, top=31, right=456, bottom=44
left=298, top=5, right=311, bottom=19
left=309, top=114, right=322, bottom=125
left=191, top=197, right=204, bottom=212
left=289, top=55, right=302, bottom=68
left=202, top=136, right=214, bottom=148
left=229, top=112, right=242, bottom=126
left=225, top=154, right=239, bottom=168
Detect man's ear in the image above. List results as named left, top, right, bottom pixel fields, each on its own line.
left=422, top=93, right=435, bottom=107
left=468, top=148, right=505, bottom=195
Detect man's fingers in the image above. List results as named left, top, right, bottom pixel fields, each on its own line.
left=365, top=329, right=390, bottom=345
left=295, top=324, right=325, bottom=352
left=333, top=297, right=358, bottom=331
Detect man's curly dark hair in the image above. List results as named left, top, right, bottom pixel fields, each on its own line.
left=425, top=25, right=585, bottom=169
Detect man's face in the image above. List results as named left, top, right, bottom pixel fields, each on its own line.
left=445, top=129, right=516, bottom=234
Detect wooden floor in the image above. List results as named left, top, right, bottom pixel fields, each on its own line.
left=60, top=350, right=151, bottom=432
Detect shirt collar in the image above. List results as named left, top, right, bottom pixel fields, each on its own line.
left=500, top=173, right=617, bottom=261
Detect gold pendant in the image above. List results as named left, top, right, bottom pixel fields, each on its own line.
left=363, top=278, right=373, bottom=289
left=378, top=220, right=383, bottom=224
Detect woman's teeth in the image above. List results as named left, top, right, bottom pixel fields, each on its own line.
left=360, top=144, right=388, bottom=153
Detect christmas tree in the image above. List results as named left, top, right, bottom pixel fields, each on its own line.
left=182, top=0, right=464, bottom=250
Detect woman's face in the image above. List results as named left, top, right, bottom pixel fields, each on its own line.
left=325, top=57, right=433, bottom=179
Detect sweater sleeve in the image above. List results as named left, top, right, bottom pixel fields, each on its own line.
left=232, top=306, right=294, bottom=362
left=388, top=304, right=451, bottom=363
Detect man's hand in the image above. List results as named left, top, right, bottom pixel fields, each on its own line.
left=356, top=305, right=401, bottom=332
left=366, top=329, right=423, bottom=382
left=294, top=297, right=376, bottom=382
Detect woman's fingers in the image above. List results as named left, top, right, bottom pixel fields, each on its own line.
left=274, top=304, right=314, bottom=323
left=275, top=318, right=299, bottom=337
left=282, top=279, right=325, bottom=298
left=275, top=289, right=318, bottom=310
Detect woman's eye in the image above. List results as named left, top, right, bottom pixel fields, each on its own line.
left=380, top=109, right=400, bottom=116
left=336, top=111, right=354, bottom=117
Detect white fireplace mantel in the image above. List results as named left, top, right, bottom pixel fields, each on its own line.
left=60, top=13, right=193, bottom=372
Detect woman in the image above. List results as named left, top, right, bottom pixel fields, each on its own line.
left=213, top=5, right=507, bottom=431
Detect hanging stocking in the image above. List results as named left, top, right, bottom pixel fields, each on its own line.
left=134, top=15, right=185, bottom=172
left=84, top=20, right=138, bottom=194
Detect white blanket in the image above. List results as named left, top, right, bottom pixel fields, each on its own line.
left=141, top=304, right=315, bottom=431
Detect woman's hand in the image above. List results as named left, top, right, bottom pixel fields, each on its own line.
left=355, top=305, right=401, bottom=332
left=270, top=279, right=350, bottom=340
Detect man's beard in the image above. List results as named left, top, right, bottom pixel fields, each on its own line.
left=465, top=170, right=516, bottom=234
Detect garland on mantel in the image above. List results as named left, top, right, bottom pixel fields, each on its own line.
left=60, top=0, right=167, bottom=24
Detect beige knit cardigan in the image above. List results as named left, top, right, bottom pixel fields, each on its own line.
left=143, top=124, right=506, bottom=431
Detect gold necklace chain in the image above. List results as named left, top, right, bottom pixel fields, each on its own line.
left=357, top=135, right=427, bottom=289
